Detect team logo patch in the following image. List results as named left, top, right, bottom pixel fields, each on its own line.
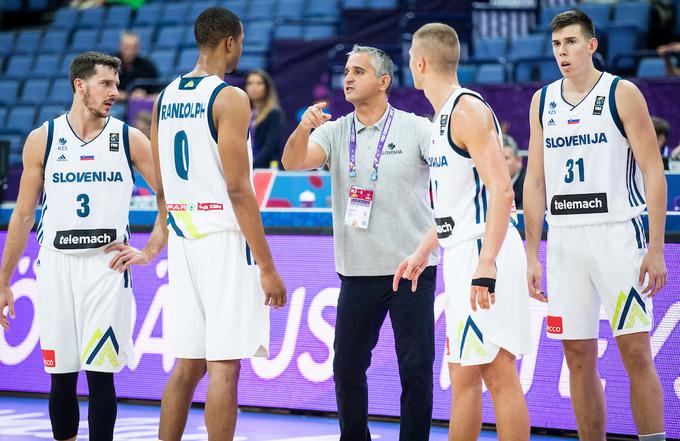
left=612, top=287, right=650, bottom=331
left=57, top=154, right=67, bottom=162
left=593, top=96, right=605, bottom=115
left=567, top=118, right=580, bottom=125
left=548, top=101, right=557, bottom=115
left=82, top=326, right=120, bottom=367
left=383, top=142, right=402, bottom=155
left=58, top=137, right=68, bottom=151
left=109, top=133, right=119, bottom=152
left=42, top=349, right=56, bottom=368
left=547, top=118, right=556, bottom=126
left=546, top=315, right=563, bottom=334
left=459, top=316, right=487, bottom=360
left=440, top=114, right=448, bottom=135
left=80, top=155, right=94, bottom=161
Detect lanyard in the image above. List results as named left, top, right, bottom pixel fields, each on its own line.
left=349, top=106, right=394, bottom=181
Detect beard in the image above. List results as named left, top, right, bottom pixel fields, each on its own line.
left=83, top=89, right=109, bottom=118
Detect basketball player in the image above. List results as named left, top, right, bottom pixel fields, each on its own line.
left=153, top=7, right=286, bottom=440
left=0, top=51, right=163, bottom=440
left=395, top=23, right=532, bottom=440
left=524, top=10, right=667, bottom=441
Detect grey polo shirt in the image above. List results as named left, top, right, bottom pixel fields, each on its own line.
left=310, top=105, right=440, bottom=276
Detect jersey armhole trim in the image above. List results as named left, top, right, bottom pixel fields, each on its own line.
left=43, top=119, right=54, bottom=166
left=208, top=82, right=228, bottom=144
left=538, top=85, right=547, bottom=129
left=122, top=123, right=134, bottom=181
left=448, top=92, right=497, bottom=159
left=609, top=76, right=627, bottom=139
left=156, top=88, right=166, bottom=122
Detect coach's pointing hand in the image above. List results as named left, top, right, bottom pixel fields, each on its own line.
left=300, top=102, right=332, bottom=130
left=261, top=269, right=287, bottom=309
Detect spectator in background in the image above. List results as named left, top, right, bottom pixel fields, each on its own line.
left=245, top=70, right=284, bottom=168
left=115, top=31, right=159, bottom=102
left=657, top=41, right=680, bottom=76
left=652, top=116, right=670, bottom=170
left=502, top=134, right=526, bottom=209
left=133, top=110, right=152, bottom=139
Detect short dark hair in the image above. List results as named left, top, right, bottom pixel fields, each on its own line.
left=69, top=51, right=121, bottom=92
left=194, top=7, right=242, bottom=49
left=652, top=116, right=669, bottom=138
left=550, top=9, right=595, bottom=40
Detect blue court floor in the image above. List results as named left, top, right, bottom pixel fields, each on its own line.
left=0, top=395, right=567, bottom=440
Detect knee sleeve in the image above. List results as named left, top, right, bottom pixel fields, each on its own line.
left=49, top=372, right=80, bottom=440
left=85, top=371, right=117, bottom=441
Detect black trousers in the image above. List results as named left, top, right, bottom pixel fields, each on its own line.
left=334, top=266, right=436, bottom=441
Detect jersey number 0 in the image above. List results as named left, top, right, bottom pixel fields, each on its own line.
left=174, top=130, right=189, bottom=180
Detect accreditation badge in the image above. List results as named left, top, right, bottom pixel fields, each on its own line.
left=344, top=186, right=374, bottom=229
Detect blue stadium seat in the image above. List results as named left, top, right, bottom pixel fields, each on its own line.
left=275, top=24, right=303, bottom=39
left=20, top=79, right=51, bottom=105
left=244, top=21, right=273, bottom=53
left=458, top=65, right=476, bottom=85
left=176, top=47, right=199, bottom=73
left=535, top=5, right=568, bottom=31
left=276, top=0, right=304, bottom=19
left=181, top=26, right=197, bottom=48
left=473, top=37, right=507, bottom=60
left=133, top=3, right=163, bottom=27
left=0, top=81, right=20, bottom=107
left=0, top=32, right=14, bottom=57
left=579, top=3, right=611, bottom=31
left=58, top=52, right=80, bottom=77
left=38, top=105, right=67, bottom=124
left=613, top=2, right=650, bottom=32
left=0, top=133, right=25, bottom=166
left=50, top=7, right=80, bottom=29
left=538, top=59, right=561, bottom=82
left=131, top=27, right=155, bottom=55
left=99, top=28, right=125, bottom=54
left=150, top=49, right=177, bottom=77
left=248, top=0, right=276, bottom=20
left=303, top=25, right=336, bottom=40
left=39, top=29, right=69, bottom=54
left=222, top=1, right=247, bottom=18
left=508, top=34, right=546, bottom=60
left=238, top=53, right=266, bottom=71
left=368, top=0, right=398, bottom=9
left=4, top=106, right=37, bottom=135
left=343, top=0, right=366, bottom=9
left=70, top=29, right=101, bottom=52
left=514, top=61, right=534, bottom=82
left=306, top=0, right=338, bottom=18
left=606, top=25, right=639, bottom=69
left=190, top=1, right=218, bottom=22
left=78, top=7, right=106, bottom=29
left=105, top=5, right=132, bottom=28
left=475, top=64, right=506, bottom=84
left=0, top=107, right=6, bottom=129
left=4, top=55, right=34, bottom=79
left=47, top=79, right=73, bottom=105
left=1, top=0, right=22, bottom=12
left=30, top=55, right=60, bottom=80
left=27, top=0, right=50, bottom=10
left=13, top=30, right=43, bottom=55
left=155, top=25, right=186, bottom=50
left=160, top=3, right=190, bottom=25
left=636, top=57, right=667, bottom=78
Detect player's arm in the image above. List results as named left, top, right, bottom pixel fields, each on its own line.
left=281, top=102, right=330, bottom=170
left=452, top=96, right=514, bottom=311
left=107, top=123, right=167, bottom=271
left=214, top=86, right=286, bottom=308
left=0, top=128, right=47, bottom=329
left=523, top=90, right=548, bottom=302
left=616, top=80, right=667, bottom=296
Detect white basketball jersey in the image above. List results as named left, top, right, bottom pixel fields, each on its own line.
left=429, top=88, right=515, bottom=248
left=38, top=115, right=134, bottom=254
left=541, top=72, right=645, bottom=227
left=158, top=75, right=250, bottom=239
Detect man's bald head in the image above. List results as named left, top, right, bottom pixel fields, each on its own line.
left=412, top=23, right=460, bottom=74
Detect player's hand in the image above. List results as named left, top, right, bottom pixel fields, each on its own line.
left=106, top=243, right=151, bottom=272
left=0, top=285, right=16, bottom=331
left=527, top=257, right=547, bottom=303
left=392, top=251, right=429, bottom=293
left=261, top=269, right=287, bottom=309
left=300, top=102, right=331, bottom=130
left=639, top=249, right=667, bottom=297
left=470, top=260, right=496, bottom=312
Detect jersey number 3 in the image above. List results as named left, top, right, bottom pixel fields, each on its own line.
left=564, top=157, right=585, bottom=183
left=174, top=130, right=189, bottom=180
left=76, top=193, right=90, bottom=217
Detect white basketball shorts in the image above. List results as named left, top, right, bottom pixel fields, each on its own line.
left=546, top=217, right=653, bottom=340
left=166, top=229, right=269, bottom=361
left=35, top=247, right=134, bottom=374
left=444, top=228, right=532, bottom=366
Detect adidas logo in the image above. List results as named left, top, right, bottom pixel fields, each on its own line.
left=547, top=118, right=556, bottom=126
left=57, top=154, right=67, bottom=161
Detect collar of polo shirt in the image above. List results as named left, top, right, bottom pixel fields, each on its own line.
left=353, top=104, right=392, bottom=133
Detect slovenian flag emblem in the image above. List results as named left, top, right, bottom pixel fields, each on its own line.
left=80, top=155, right=94, bottom=161
left=568, top=118, right=580, bottom=125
